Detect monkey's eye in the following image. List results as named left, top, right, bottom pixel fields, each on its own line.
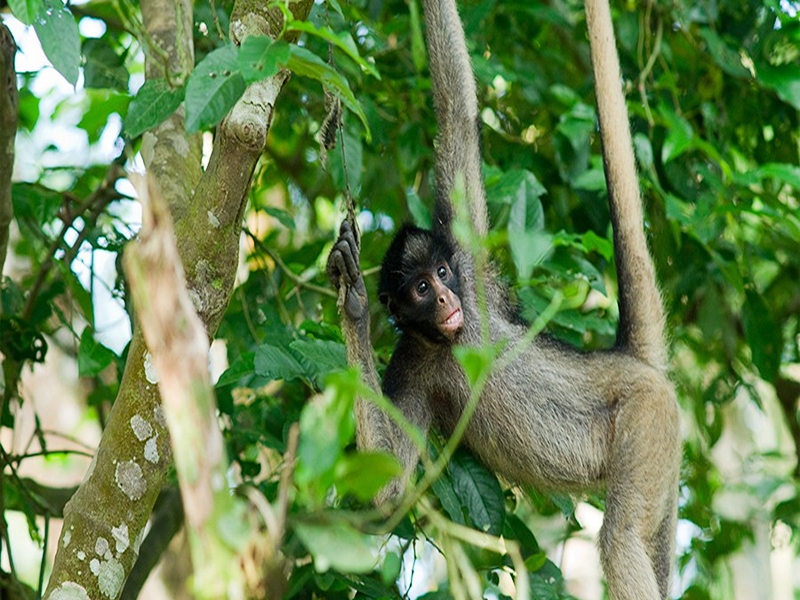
left=416, top=280, right=429, bottom=295
left=437, top=265, right=448, bottom=279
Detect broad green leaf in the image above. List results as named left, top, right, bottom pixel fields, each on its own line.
left=82, top=37, right=128, bottom=91
left=580, top=230, right=613, bottom=261
left=264, top=206, right=295, bottom=229
left=406, top=187, right=431, bottom=228
left=757, top=63, right=800, bottom=110
left=77, top=328, right=116, bottom=378
left=742, top=289, right=780, bottom=382
left=754, top=163, right=800, bottom=189
left=33, top=0, right=80, bottom=86
left=431, top=471, right=467, bottom=526
left=296, top=387, right=354, bottom=494
left=285, top=21, right=379, bottom=78
left=486, top=168, right=546, bottom=223
left=334, top=452, right=400, bottom=501
left=380, top=552, right=402, bottom=586
left=185, top=45, right=246, bottom=133
left=449, top=450, right=504, bottom=536
left=237, top=36, right=290, bottom=84
left=453, top=344, right=497, bottom=388
left=289, top=339, right=347, bottom=382
left=286, top=45, right=371, bottom=140
left=508, top=229, right=552, bottom=281
left=125, top=79, right=186, bottom=138
left=254, top=342, right=305, bottom=381
left=699, top=29, right=751, bottom=80
left=504, top=514, right=541, bottom=555
left=327, top=120, right=363, bottom=193
left=409, top=0, right=427, bottom=72
left=8, top=0, right=41, bottom=25
left=294, top=520, right=375, bottom=573
left=659, top=104, right=694, bottom=164
left=572, top=166, right=606, bottom=192
left=215, top=352, right=255, bottom=387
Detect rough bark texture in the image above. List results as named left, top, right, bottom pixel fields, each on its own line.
left=0, top=23, right=18, bottom=277
left=42, top=0, right=313, bottom=597
left=125, top=176, right=250, bottom=598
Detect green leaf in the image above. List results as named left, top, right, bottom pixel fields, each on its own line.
left=286, top=45, right=371, bottom=140
left=254, top=342, right=305, bottom=381
left=289, top=339, right=347, bottom=383
left=82, top=37, right=129, bottom=90
left=264, top=206, right=296, bottom=229
left=77, top=328, right=116, bottom=378
left=8, top=0, right=41, bottom=25
left=699, top=29, right=751, bottom=80
left=296, top=386, right=355, bottom=496
left=334, top=452, right=401, bottom=501
left=742, top=289, right=780, bottom=382
left=408, top=0, right=426, bottom=72
left=431, top=471, right=467, bottom=526
left=508, top=229, right=552, bottom=281
left=185, top=45, right=246, bottom=133
left=33, top=0, right=80, bottom=86
left=237, top=36, right=290, bottom=84
left=285, top=22, right=379, bottom=79
left=125, top=79, right=186, bottom=138
left=406, top=187, right=431, bottom=228
left=572, top=165, right=607, bottom=192
left=486, top=168, right=546, bottom=225
left=754, top=163, right=800, bottom=189
left=449, top=450, right=505, bottom=536
left=453, top=345, right=496, bottom=388
left=294, top=520, right=376, bottom=574
left=216, top=352, right=255, bottom=387
left=659, top=104, right=694, bottom=164
left=757, top=63, right=800, bottom=110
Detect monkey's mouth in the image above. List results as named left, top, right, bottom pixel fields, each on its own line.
left=442, top=308, right=463, bottom=332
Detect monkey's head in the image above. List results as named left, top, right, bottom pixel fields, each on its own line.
left=378, top=224, right=463, bottom=344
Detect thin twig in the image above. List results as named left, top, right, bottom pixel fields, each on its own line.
left=244, top=228, right=336, bottom=298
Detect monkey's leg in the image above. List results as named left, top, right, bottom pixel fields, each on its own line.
left=599, top=374, right=680, bottom=600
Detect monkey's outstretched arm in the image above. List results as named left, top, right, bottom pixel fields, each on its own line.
left=327, top=222, right=430, bottom=501
left=326, top=221, right=384, bottom=447
left=585, top=0, right=667, bottom=369
left=422, top=0, right=488, bottom=242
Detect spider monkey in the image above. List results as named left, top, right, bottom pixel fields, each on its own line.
left=327, top=0, right=681, bottom=598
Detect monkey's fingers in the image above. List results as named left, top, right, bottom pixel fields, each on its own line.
left=334, top=238, right=361, bottom=283
left=326, top=249, right=346, bottom=289
left=338, top=223, right=360, bottom=266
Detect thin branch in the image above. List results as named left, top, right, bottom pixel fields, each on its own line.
left=244, top=227, right=336, bottom=298
left=22, top=161, right=126, bottom=321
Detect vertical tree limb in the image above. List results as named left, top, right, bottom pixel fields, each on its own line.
left=125, top=175, right=252, bottom=599
left=43, top=0, right=313, bottom=597
left=0, top=23, right=18, bottom=277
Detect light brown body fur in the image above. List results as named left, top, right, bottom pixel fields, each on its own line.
left=327, top=0, right=681, bottom=598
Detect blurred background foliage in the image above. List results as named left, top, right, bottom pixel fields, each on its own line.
left=1, top=0, right=799, bottom=598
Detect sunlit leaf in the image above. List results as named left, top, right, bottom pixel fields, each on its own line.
left=185, top=44, right=245, bottom=133
left=33, top=0, right=80, bottom=86
left=125, top=79, right=186, bottom=138
left=294, top=520, right=375, bottom=573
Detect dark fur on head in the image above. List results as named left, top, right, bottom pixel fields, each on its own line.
left=378, top=224, right=460, bottom=323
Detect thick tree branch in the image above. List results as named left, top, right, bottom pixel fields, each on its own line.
left=125, top=175, right=251, bottom=598
left=43, top=0, right=314, bottom=597
left=0, top=23, right=17, bottom=277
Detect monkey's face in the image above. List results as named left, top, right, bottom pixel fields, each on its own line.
left=387, top=258, right=464, bottom=344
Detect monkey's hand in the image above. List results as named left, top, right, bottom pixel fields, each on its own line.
left=327, top=220, right=369, bottom=322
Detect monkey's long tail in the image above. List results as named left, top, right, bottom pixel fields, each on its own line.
left=585, top=0, right=668, bottom=370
